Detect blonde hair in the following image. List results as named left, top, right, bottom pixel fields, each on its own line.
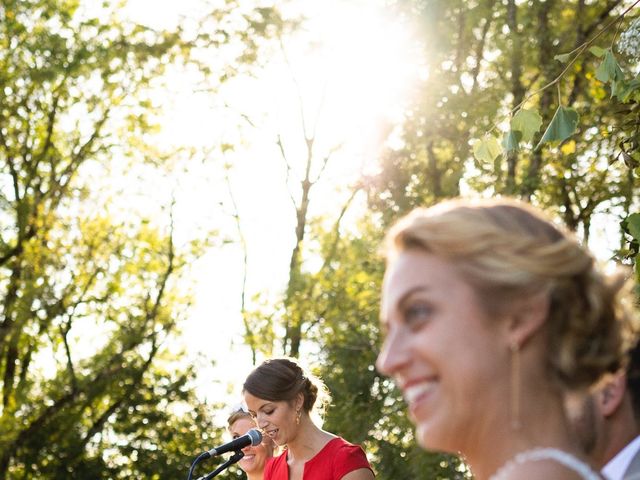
left=386, top=197, right=639, bottom=390
left=227, top=408, right=253, bottom=429
left=227, top=407, right=276, bottom=457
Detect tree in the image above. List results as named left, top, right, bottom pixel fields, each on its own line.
left=227, top=20, right=362, bottom=360
left=0, top=0, right=283, bottom=477
left=369, top=0, right=639, bottom=244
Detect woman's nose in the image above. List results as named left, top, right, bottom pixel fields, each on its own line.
left=376, top=327, right=408, bottom=376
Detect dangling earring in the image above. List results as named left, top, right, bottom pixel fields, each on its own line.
left=510, top=341, right=521, bottom=430
left=295, top=408, right=301, bottom=425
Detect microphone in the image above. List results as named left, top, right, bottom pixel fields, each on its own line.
left=203, top=429, right=262, bottom=458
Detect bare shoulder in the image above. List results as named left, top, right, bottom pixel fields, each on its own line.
left=340, top=467, right=375, bottom=480
left=499, top=458, right=603, bottom=480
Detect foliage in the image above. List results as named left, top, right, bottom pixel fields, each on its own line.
left=622, top=213, right=640, bottom=285
left=0, top=0, right=285, bottom=477
left=466, top=0, right=640, bottom=275
left=365, top=1, right=640, bottom=242
left=470, top=2, right=638, bottom=162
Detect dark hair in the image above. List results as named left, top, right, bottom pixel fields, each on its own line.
left=627, top=340, right=640, bottom=419
left=243, top=358, right=327, bottom=413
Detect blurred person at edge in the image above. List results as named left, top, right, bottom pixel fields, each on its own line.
left=375, top=197, right=639, bottom=480
left=568, top=340, right=640, bottom=480
left=243, top=357, right=375, bottom=480
left=227, top=406, right=275, bottom=480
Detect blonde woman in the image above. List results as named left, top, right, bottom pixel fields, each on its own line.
left=228, top=406, right=275, bottom=480
left=376, top=197, right=638, bottom=480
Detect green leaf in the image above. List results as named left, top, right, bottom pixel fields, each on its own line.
left=473, top=136, right=502, bottom=163
left=554, top=52, right=572, bottom=63
left=511, top=108, right=543, bottom=143
left=535, top=106, right=580, bottom=149
left=612, top=78, right=630, bottom=100
left=589, top=46, right=607, bottom=58
left=614, top=75, right=640, bottom=102
left=502, top=130, right=522, bottom=152
left=627, top=213, right=640, bottom=241
left=595, top=49, right=625, bottom=83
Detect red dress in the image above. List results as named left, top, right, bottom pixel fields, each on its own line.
left=264, top=437, right=373, bottom=480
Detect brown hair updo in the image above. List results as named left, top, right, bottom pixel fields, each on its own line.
left=385, top=197, right=639, bottom=390
left=243, top=358, right=330, bottom=414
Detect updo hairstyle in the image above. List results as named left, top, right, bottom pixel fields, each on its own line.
left=386, top=197, right=639, bottom=390
left=243, top=358, right=330, bottom=415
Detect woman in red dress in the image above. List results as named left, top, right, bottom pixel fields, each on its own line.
left=243, top=358, right=375, bottom=480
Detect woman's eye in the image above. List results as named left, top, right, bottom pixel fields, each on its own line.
left=405, top=304, right=432, bottom=325
left=264, top=409, right=274, bottom=415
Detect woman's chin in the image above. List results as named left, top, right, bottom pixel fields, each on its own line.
left=416, top=425, right=430, bottom=450
left=240, top=457, right=260, bottom=472
left=416, top=423, right=448, bottom=453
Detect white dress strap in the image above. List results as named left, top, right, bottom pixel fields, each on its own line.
left=490, top=448, right=601, bottom=480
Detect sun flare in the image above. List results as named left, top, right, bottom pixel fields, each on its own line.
left=264, top=0, right=421, bottom=179
left=113, top=0, right=423, bottom=401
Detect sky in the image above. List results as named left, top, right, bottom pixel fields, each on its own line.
left=115, top=0, right=423, bottom=412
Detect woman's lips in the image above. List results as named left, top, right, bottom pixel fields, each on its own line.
left=403, top=380, right=436, bottom=417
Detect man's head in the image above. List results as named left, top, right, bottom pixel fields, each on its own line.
left=627, top=339, right=640, bottom=422
left=569, top=341, right=640, bottom=469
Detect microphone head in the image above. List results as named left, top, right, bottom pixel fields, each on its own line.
left=247, top=428, right=262, bottom=446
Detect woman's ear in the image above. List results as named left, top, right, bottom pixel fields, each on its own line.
left=506, top=291, right=550, bottom=347
left=295, top=392, right=305, bottom=412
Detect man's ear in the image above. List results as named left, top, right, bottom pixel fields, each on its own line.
left=505, top=291, right=550, bottom=347
left=595, top=373, right=626, bottom=418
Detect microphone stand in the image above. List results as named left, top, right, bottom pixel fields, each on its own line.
left=187, top=451, right=209, bottom=480
left=186, top=430, right=260, bottom=480
left=196, top=450, right=244, bottom=480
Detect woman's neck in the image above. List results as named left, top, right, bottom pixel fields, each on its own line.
left=286, top=420, right=334, bottom=463
left=466, top=387, right=581, bottom=480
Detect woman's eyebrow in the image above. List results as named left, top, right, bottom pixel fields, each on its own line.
left=396, top=285, right=431, bottom=309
